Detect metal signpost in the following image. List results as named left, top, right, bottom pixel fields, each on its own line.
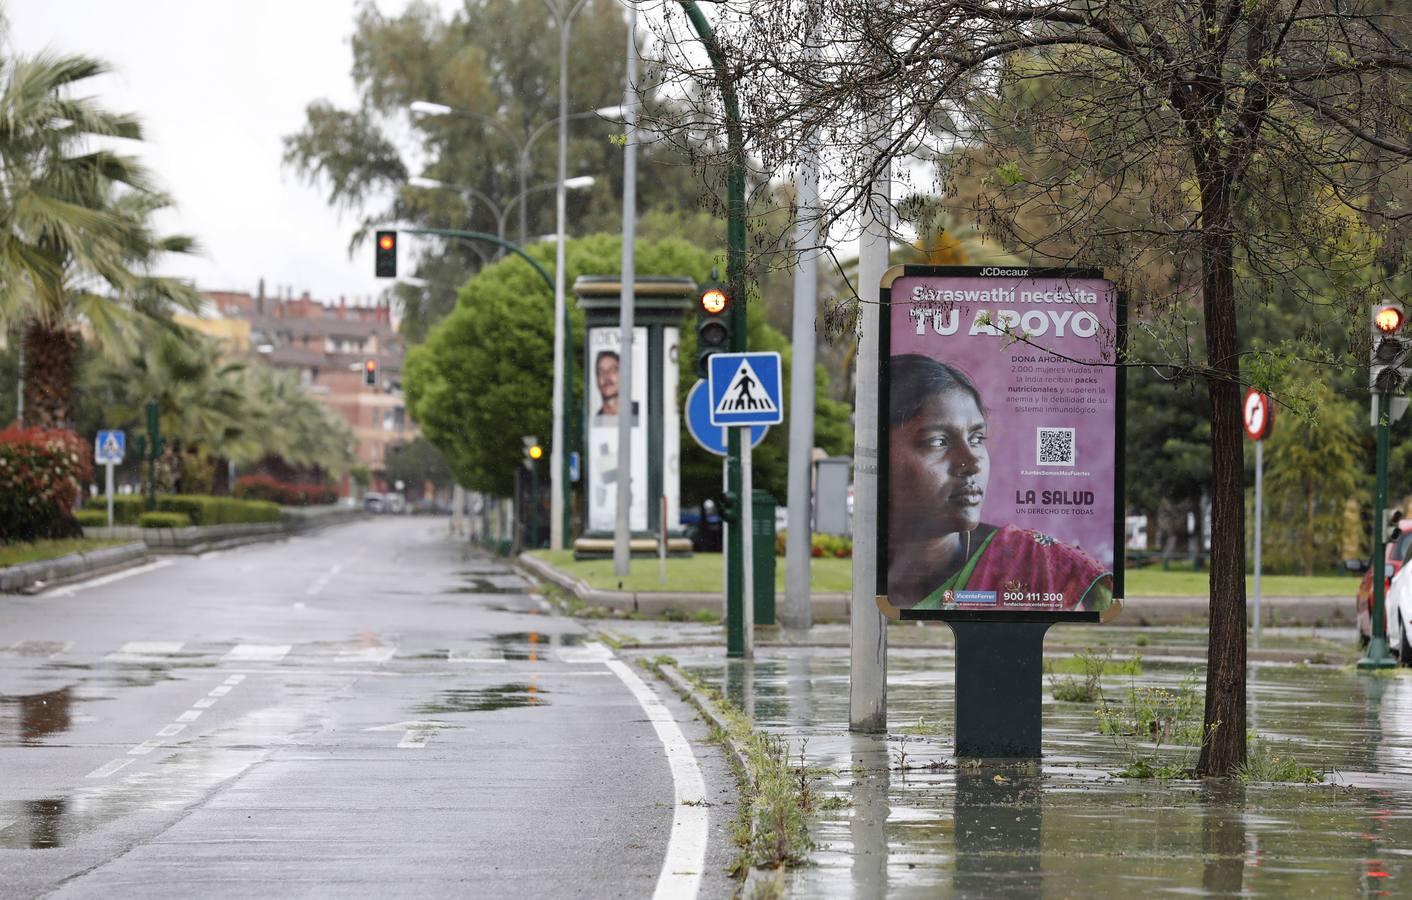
left=874, top=265, right=1125, bottom=758
left=1243, top=390, right=1275, bottom=648
left=709, top=352, right=784, bottom=658
left=94, top=430, right=126, bottom=528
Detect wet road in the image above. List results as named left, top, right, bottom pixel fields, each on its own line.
left=0, top=518, right=737, bottom=898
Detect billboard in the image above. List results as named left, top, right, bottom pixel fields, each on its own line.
left=587, top=326, right=649, bottom=532
left=878, top=266, right=1124, bottom=618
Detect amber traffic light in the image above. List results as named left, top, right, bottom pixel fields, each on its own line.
left=375, top=230, right=397, bottom=278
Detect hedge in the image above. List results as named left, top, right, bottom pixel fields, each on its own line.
left=0, top=427, right=92, bottom=542
left=75, top=509, right=109, bottom=527
left=138, top=511, right=191, bottom=528
left=84, top=495, right=145, bottom=525
left=156, top=495, right=280, bottom=526
left=233, top=474, right=337, bottom=507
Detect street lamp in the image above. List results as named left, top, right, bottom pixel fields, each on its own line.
left=408, top=175, right=595, bottom=245
left=408, top=101, right=612, bottom=245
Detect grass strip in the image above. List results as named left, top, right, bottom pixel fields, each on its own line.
left=0, top=538, right=124, bottom=569
left=640, top=656, right=813, bottom=882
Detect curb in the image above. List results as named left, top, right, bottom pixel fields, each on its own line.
left=517, top=552, right=854, bottom=618
left=81, top=508, right=366, bottom=556
left=518, top=553, right=1357, bottom=627
left=652, top=661, right=774, bottom=895
left=1, top=542, right=149, bottom=594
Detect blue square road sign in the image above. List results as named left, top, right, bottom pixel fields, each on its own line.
left=708, top=352, right=784, bottom=427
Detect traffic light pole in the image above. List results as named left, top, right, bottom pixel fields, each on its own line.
left=1360, top=386, right=1397, bottom=669
left=400, top=227, right=574, bottom=547
left=679, top=1, right=749, bottom=658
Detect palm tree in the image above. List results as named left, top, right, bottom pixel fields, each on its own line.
left=0, top=51, right=200, bottom=429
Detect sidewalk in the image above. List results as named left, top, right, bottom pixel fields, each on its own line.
left=598, top=616, right=1410, bottom=896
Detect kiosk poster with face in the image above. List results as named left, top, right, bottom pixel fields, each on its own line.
left=587, top=326, right=649, bottom=532
left=877, top=266, right=1124, bottom=619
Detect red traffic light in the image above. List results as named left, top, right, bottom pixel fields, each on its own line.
left=365, top=359, right=377, bottom=372
left=378, top=234, right=396, bottom=252
left=1375, top=304, right=1404, bottom=335
left=700, top=287, right=728, bottom=315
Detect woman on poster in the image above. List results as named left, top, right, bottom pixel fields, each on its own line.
left=887, top=354, right=1113, bottom=612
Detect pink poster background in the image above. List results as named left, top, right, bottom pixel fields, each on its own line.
left=888, top=273, right=1119, bottom=574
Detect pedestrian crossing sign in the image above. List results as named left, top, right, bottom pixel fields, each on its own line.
left=708, top=352, right=783, bottom=427
left=95, top=430, right=126, bottom=465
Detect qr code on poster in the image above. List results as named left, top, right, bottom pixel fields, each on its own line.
left=1036, top=427, right=1076, bottom=466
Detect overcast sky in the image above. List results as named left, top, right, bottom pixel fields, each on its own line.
left=9, top=1, right=457, bottom=306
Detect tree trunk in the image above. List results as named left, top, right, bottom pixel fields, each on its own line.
left=22, top=321, right=80, bottom=431
left=1196, top=177, right=1248, bottom=777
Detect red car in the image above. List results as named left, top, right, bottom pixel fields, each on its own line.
left=1355, top=519, right=1412, bottom=646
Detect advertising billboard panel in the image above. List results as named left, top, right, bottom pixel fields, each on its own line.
left=879, top=266, right=1124, bottom=618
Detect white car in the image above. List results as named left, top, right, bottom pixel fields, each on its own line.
left=1383, top=551, right=1412, bottom=663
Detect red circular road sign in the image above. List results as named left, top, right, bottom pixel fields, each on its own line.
left=1243, top=389, right=1274, bottom=441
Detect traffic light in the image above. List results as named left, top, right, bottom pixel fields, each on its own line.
left=1372, top=302, right=1407, bottom=391
left=1371, top=302, right=1409, bottom=424
left=695, top=283, right=731, bottom=378
left=375, top=230, right=397, bottom=278
left=364, top=358, right=378, bottom=387
left=716, top=490, right=740, bottom=524
left=522, top=435, right=543, bottom=469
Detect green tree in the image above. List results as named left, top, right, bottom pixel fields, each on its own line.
left=1262, top=372, right=1365, bottom=576
left=0, top=51, right=200, bottom=428
left=381, top=437, right=453, bottom=499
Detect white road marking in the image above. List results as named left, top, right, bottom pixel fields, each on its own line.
left=176, top=710, right=204, bottom=723
left=129, top=741, right=163, bottom=756
left=121, top=641, right=185, bottom=655
left=193, top=696, right=219, bottom=709
left=224, top=674, right=246, bottom=685
left=9, top=640, right=74, bottom=658
left=209, top=685, right=232, bottom=696
left=0, top=819, right=14, bottom=833
left=306, top=563, right=343, bottom=596
left=336, top=646, right=397, bottom=664
left=223, top=644, right=291, bottom=662
left=605, top=659, right=708, bottom=900
left=558, top=642, right=614, bottom=664
left=86, top=759, right=135, bottom=779
left=156, top=723, right=187, bottom=737
left=44, top=560, right=172, bottom=596
left=364, top=720, right=448, bottom=749
left=448, top=648, right=506, bottom=664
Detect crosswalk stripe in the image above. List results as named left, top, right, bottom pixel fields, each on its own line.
left=448, top=648, right=507, bottom=664
left=558, top=642, right=614, bottom=664
left=222, top=643, right=292, bottom=662
left=335, top=646, right=397, bottom=664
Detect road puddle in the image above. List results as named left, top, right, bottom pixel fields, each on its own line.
left=0, top=687, right=74, bottom=746
left=416, top=683, right=548, bottom=713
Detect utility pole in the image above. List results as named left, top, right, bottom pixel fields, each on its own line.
left=613, top=4, right=639, bottom=577
left=850, top=128, right=891, bottom=732
left=784, top=147, right=819, bottom=631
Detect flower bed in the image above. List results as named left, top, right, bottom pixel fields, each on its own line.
left=0, top=427, right=92, bottom=542
left=233, top=474, right=338, bottom=506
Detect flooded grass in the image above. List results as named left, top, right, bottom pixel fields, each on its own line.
left=668, top=644, right=1412, bottom=896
